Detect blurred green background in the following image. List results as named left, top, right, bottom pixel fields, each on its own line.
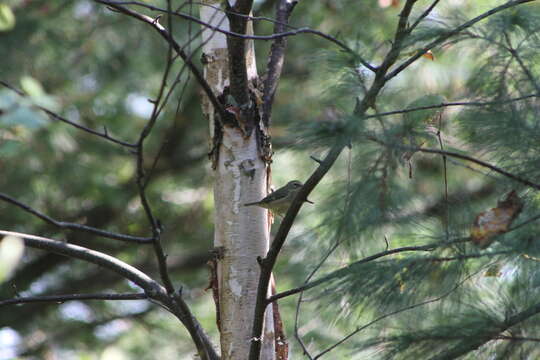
left=2, top=0, right=540, bottom=359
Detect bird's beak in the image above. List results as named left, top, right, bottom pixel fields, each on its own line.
left=305, top=199, right=314, bottom=204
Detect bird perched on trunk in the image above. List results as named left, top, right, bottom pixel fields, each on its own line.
left=244, top=180, right=313, bottom=216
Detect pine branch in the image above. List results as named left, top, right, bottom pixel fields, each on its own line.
left=386, top=0, right=538, bottom=81
left=429, top=301, right=540, bottom=360
left=313, top=270, right=482, bottom=359
left=269, top=242, right=439, bottom=302
left=363, top=93, right=540, bottom=119
left=250, top=3, right=422, bottom=358
left=504, top=34, right=540, bottom=93
left=413, top=148, right=540, bottom=190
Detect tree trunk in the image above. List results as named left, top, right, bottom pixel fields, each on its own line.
left=199, top=2, right=275, bottom=359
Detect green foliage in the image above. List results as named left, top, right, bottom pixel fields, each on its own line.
left=3, top=0, right=540, bottom=359
left=284, top=2, right=540, bottom=358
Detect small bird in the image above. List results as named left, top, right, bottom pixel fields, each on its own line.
left=244, top=180, right=313, bottom=216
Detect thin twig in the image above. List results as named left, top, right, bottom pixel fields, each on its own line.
left=94, top=0, right=228, bottom=122
left=97, top=0, right=376, bottom=72
left=504, top=32, right=540, bottom=94
left=310, top=155, right=323, bottom=164
left=494, top=335, right=540, bottom=342
left=510, top=213, right=540, bottom=231
left=132, top=0, right=176, bottom=295
left=313, top=269, right=486, bottom=359
left=0, top=292, right=147, bottom=307
left=445, top=157, right=500, bottom=181
left=294, top=241, right=340, bottom=360
left=430, top=300, right=540, bottom=360
left=0, top=80, right=137, bottom=148
left=145, top=6, right=226, bottom=184
left=435, top=115, right=449, bottom=241
left=270, top=242, right=440, bottom=303
left=409, top=0, right=441, bottom=32
left=363, top=93, right=540, bottom=120
left=0, top=193, right=153, bottom=243
left=412, top=147, right=540, bottom=191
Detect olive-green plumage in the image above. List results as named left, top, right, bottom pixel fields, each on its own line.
left=244, top=180, right=312, bottom=216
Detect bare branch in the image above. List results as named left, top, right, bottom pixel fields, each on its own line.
left=0, top=80, right=137, bottom=148
left=0, top=292, right=147, bottom=307
left=132, top=0, right=176, bottom=295
left=86, top=5, right=218, bottom=356
left=0, top=193, right=153, bottom=244
left=409, top=0, right=440, bottom=32
left=94, top=0, right=228, bottom=122
left=0, top=230, right=219, bottom=358
left=100, top=0, right=375, bottom=71
left=196, top=0, right=296, bottom=27
left=261, top=0, right=297, bottom=127
left=225, top=0, right=255, bottom=107
left=0, top=230, right=164, bottom=296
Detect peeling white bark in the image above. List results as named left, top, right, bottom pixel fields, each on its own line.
left=215, top=126, right=273, bottom=359
left=200, top=1, right=229, bottom=142
left=199, top=2, right=275, bottom=359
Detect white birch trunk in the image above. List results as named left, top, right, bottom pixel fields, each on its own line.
left=199, top=2, right=275, bottom=359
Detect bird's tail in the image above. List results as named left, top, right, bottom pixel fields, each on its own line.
left=244, top=202, right=259, bottom=207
